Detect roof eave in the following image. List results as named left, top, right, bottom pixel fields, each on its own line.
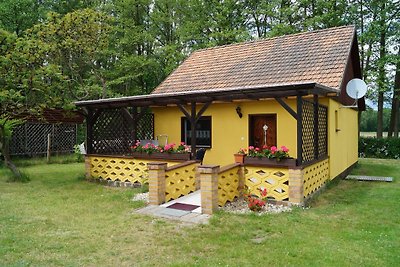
left=75, top=82, right=338, bottom=109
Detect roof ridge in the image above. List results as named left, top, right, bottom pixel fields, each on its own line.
left=193, top=25, right=355, bottom=54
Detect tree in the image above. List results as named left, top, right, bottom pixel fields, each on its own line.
left=0, top=0, right=43, bottom=36
left=353, top=0, right=400, bottom=138
left=0, top=29, right=64, bottom=179
left=28, top=9, right=114, bottom=101
left=388, top=48, right=400, bottom=137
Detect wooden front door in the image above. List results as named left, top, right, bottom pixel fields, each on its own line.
left=249, top=115, right=277, bottom=149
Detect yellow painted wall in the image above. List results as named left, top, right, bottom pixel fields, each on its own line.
left=321, top=98, right=359, bottom=179
left=153, top=97, right=359, bottom=178
left=153, top=99, right=297, bottom=166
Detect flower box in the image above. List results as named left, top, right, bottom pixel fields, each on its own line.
left=244, top=156, right=297, bottom=167
left=130, top=151, right=191, bottom=161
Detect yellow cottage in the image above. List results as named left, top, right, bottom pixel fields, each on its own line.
left=76, top=26, right=364, bottom=210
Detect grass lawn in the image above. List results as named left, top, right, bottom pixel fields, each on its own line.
left=0, top=159, right=399, bottom=266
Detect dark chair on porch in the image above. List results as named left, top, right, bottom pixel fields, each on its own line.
left=196, top=148, right=206, bottom=165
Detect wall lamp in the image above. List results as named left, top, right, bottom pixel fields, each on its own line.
left=236, top=106, right=243, bottom=118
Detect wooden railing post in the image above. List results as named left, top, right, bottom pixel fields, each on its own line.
left=289, top=167, right=304, bottom=204
left=148, top=162, right=167, bottom=205
left=199, top=165, right=219, bottom=215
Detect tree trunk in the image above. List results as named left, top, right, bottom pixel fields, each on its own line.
left=376, top=3, right=386, bottom=139
left=0, top=127, right=21, bottom=178
left=388, top=51, right=400, bottom=137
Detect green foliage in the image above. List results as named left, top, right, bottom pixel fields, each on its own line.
left=360, top=108, right=393, bottom=132
left=28, top=9, right=114, bottom=101
left=359, top=137, right=400, bottom=159
left=0, top=117, right=23, bottom=138
left=0, top=0, right=43, bottom=36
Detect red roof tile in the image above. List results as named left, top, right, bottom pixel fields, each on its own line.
left=152, top=26, right=355, bottom=95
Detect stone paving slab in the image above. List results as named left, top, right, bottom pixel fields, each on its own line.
left=346, top=175, right=393, bottom=182
left=159, top=208, right=190, bottom=217
left=134, top=205, right=210, bottom=224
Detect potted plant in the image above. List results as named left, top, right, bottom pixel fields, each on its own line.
left=244, top=145, right=296, bottom=167
left=234, top=148, right=246, bottom=164
left=130, top=141, right=191, bottom=160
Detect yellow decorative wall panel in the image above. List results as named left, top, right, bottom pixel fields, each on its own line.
left=245, top=166, right=289, bottom=201
left=165, top=163, right=197, bottom=201
left=89, top=156, right=178, bottom=185
left=303, top=159, right=329, bottom=198
left=218, top=166, right=240, bottom=206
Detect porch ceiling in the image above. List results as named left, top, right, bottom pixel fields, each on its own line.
left=74, top=82, right=337, bottom=109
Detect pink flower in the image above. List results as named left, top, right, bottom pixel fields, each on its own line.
left=255, top=147, right=260, bottom=151
left=270, top=146, right=277, bottom=152
left=180, top=142, right=185, bottom=145
left=281, top=146, right=289, bottom=152
left=248, top=146, right=254, bottom=150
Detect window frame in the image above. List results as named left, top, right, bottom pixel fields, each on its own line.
left=181, top=116, right=212, bottom=148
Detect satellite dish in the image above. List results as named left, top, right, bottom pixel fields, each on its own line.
left=346, top=78, right=367, bottom=99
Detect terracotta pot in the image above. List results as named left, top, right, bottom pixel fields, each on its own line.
left=234, top=153, right=245, bottom=164
left=130, top=152, right=191, bottom=161
left=244, top=156, right=297, bottom=167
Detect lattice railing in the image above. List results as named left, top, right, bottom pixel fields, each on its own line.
left=318, top=105, right=328, bottom=158
left=165, top=162, right=198, bottom=202
left=302, top=100, right=316, bottom=163
left=245, top=166, right=289, bottom=201
left=91, top=108, right=154, bottom=155
left=88, top=155, right=179, bottom=185
left=303, top=159, right=329, bottom=198
left=218, top=165, right=240, bottom=206
left=301, top=99, right=328, bottom=164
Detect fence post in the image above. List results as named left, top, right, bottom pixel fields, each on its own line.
left=46, top=133, right=51, bottom=162
left=199, top=165, right=219, bottom=215
left=147, top=162, right=167, bottom=205
left=289, top=167, right=304, bottom=204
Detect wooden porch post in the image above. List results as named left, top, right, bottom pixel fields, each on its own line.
left=190, top=102, right=197, bottom=158
left=177, top=102, right=212, bottom=159
left=85, top=108, right=102, bottom=155
left=86, top=108, right=94, bottom=154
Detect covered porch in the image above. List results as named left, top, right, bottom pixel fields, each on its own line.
left=76, top=82, right=334, bottom=213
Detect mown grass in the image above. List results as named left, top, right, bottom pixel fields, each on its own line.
left=0, top=158, right=399, bottom=266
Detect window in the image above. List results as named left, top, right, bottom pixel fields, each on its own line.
left=335, top=110, right=340, bottom=132
left=181, top=116, right=212, bottom=148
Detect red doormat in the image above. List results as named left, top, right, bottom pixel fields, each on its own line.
left=166, top=203, right=200, bottom=211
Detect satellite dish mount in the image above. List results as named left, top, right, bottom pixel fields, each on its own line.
left=341, top=78, right=367, bottom=108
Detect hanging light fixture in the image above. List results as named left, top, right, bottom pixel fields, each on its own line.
left=236, top=106, right=243, bottom=118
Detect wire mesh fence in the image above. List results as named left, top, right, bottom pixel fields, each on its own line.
left=10, top=122, right=77, bottom=156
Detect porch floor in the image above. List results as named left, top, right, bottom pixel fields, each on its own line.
left=135, top=191, right=210, bottom=224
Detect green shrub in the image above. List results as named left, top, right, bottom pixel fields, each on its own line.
left=359, top=137, right=400, bottom=159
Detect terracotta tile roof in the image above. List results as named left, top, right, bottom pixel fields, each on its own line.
left=152, top=26, right=355, bottom=95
